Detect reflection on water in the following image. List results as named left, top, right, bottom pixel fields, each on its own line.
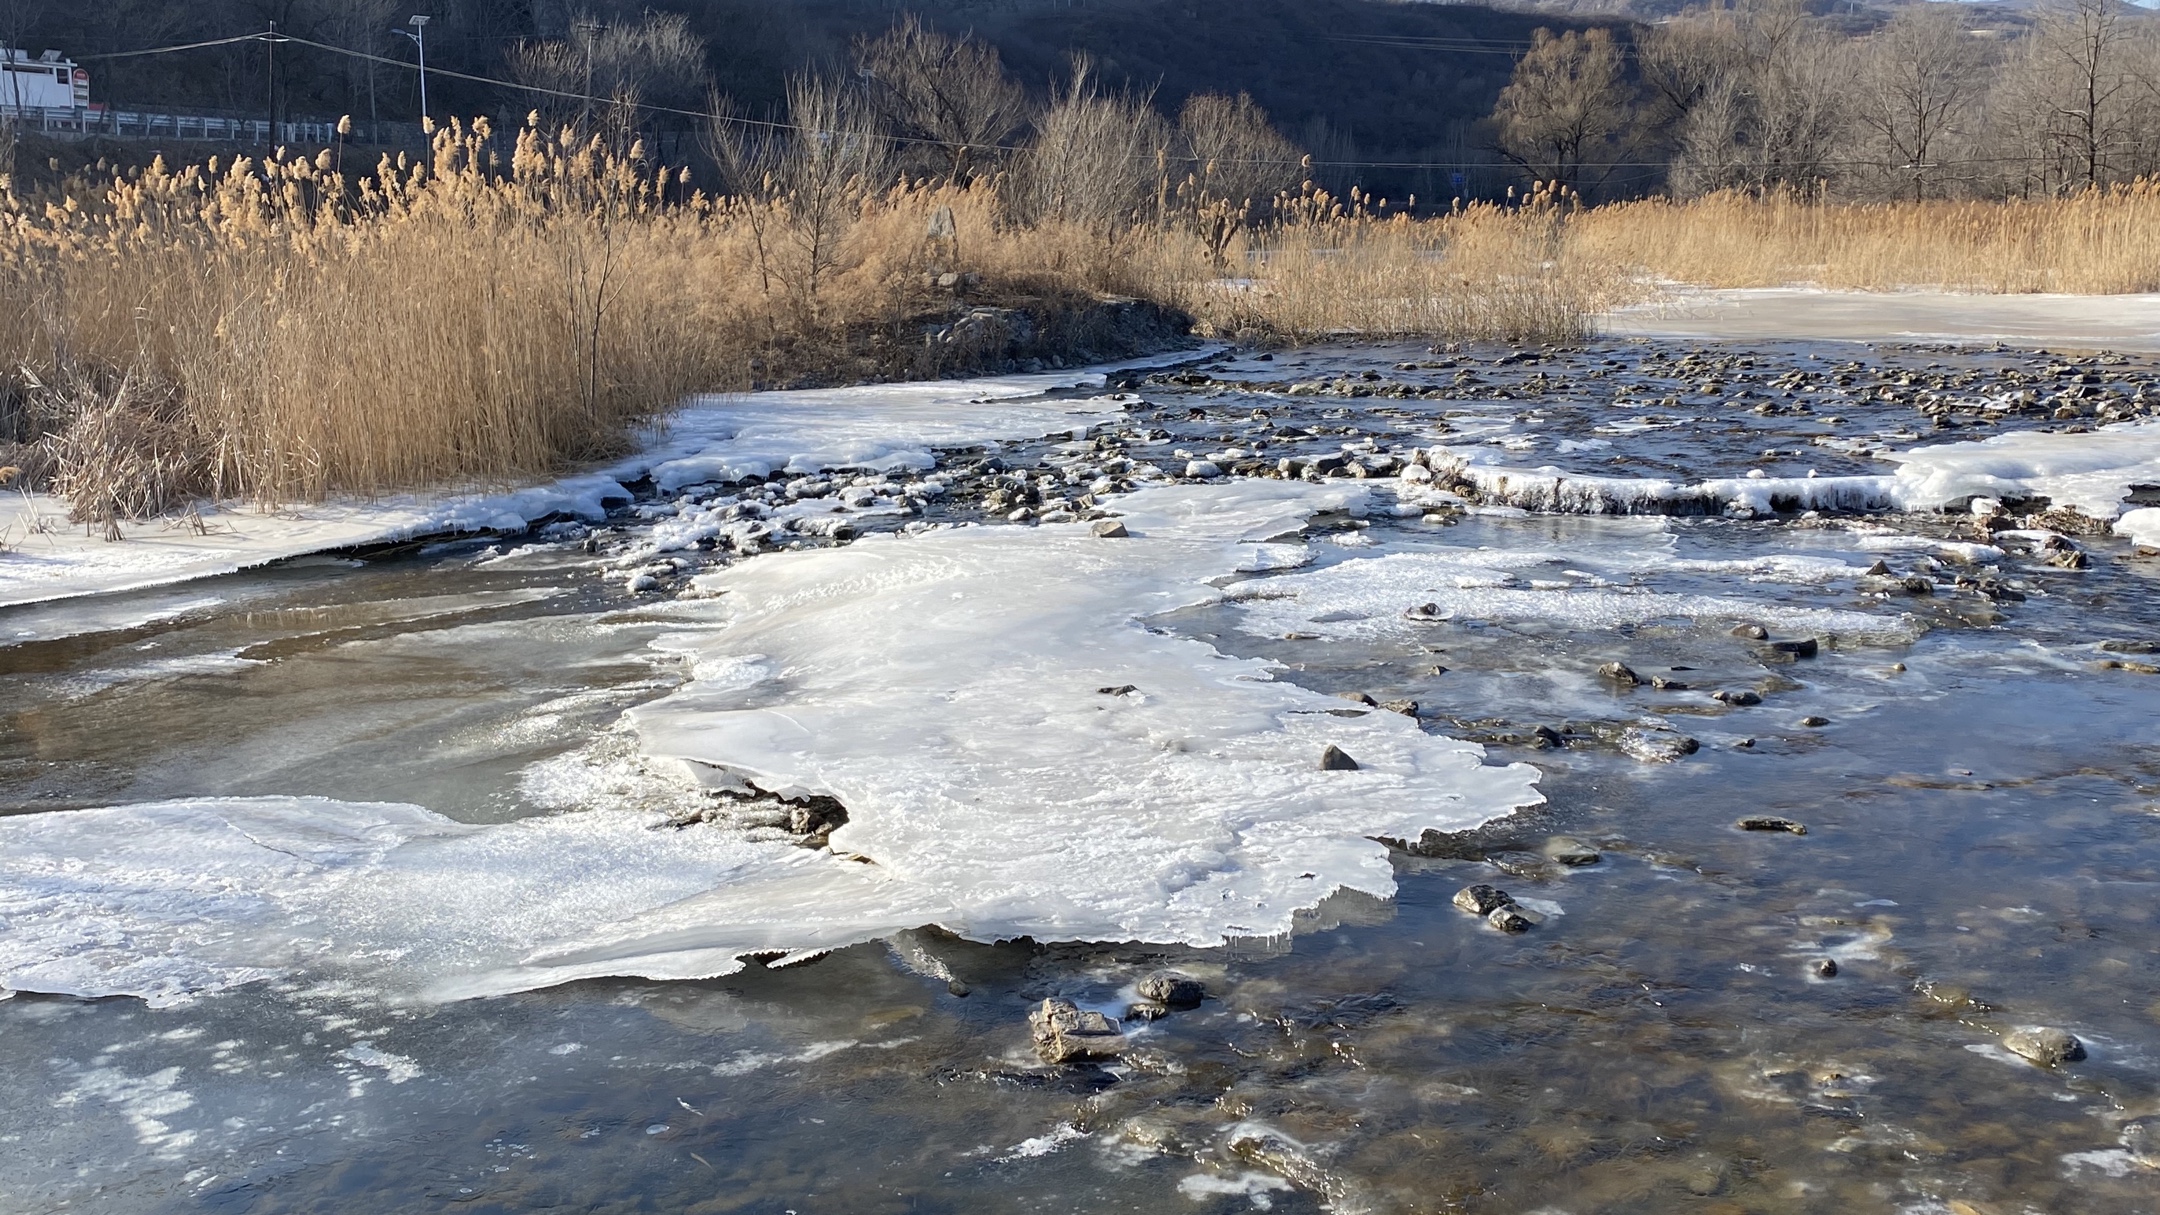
left=4, top=340, right=2159, bottom=1213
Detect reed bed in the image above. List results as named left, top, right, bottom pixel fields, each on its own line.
left=0, top=125, right=1607, bottom=522
left=15, top=122, right=2160, bottom=528
left=1572, top=185, right=2160, bottom=294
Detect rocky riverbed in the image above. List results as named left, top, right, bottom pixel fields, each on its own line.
left=3, top=338, right=2159, bottom=1214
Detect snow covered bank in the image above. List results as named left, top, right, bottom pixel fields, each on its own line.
left=1605, top=288, right=2160, bottom=352
left=0, top=481, right=1542, bottom=1005
left=1420, top=417, right=2160, bottom=521
left=0, top=354, right=1196, bottom=612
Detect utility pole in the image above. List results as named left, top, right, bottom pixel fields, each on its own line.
left=576, top=17, right=601, bottom=131
left=266, top=20, right=277, bottom=141
left=393, top=14, right=430, bottom=130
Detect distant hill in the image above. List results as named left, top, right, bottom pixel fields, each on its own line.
left=16, top=0, right=1621, bottom=199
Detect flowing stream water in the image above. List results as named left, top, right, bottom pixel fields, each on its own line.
left=3, top=339, right=2158, bottom=1214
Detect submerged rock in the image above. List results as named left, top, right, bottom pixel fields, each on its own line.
left=1486, top=904, right=1536, bottom=933
left=1618, top=726, right=1700, bottom=763
left=1737, top=815, right=1808, bottom=835
left=1136, top=971, right=1206, bottom=1008
left=1599, top=661, right=1644, bottom=687
left=2001, top=1025, right=2084, bottom=1067
left=1731, top=623, right=1769, bottom=640
left=1029, top=998, right=1125, bottom=1064
left=1090, top=519, right=1129, bottom=538
left=1713, top=689, right=1763, bottom=706
left=1319, top=744, right=1360, bottom=771
left=1452, top=883, right=1515, bottom=915
left=1767, top=637, right=1821, bottom=658
left=1451, top=877, right=1520, bottom=908
left=1541, top=836, right=1602, bottom=866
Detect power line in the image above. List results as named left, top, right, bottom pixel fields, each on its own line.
left=44, top=27, right=2124, bottom=177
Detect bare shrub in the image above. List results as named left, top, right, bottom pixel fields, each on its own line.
left=1012, top=59, right=1172, bottom=232
left=707, top=75, right=897, bottom=325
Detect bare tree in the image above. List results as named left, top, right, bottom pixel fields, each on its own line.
left=1641, top=0, right=1854, bottom=196
left=854, top=15, right=1028, bottom=185
left=1492, top=27, right=1634, bottom=196
left=707, top=74, right=894, bottom=320
left=2016, top=0, right=2153, bottom=191
left=1012, top=58, right=1171, bottom=231
left=1851, top=5, right=1989, bottom=200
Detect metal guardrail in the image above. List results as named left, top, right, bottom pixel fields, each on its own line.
left=3, top=106, right=337, bottom=146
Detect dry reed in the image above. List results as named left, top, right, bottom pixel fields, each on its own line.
left=1571, top=184, right=2160, bottom=294
left=0, top=125, right=1614, bottom=523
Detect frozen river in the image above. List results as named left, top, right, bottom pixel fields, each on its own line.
left=3, top=338, right=2159, bottom=1213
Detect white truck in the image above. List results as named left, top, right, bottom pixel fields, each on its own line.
left=2, top=47, right=91, bottom=114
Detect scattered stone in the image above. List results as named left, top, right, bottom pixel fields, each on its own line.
left=1122, top=1001, right=1170, bottom=1022
left=1731, top=623, right=1769, bottom=640
left=1098, top=684, right=1138, bottom=696
left=1379, top=699, right=1420, bottom=716
left=1486, top=904, right=1536, bottom=933
left=2000, top=1025, right=2085, bottom=1067
left=1768, top=637, right=1821, bottom=658
left=2100, top=639, right=2160, bottom=654
left=1542, top=837, right=1601, bottom=866
left=1900, top=576, right=1936, bottom=596
left=1404, top=601, right=1443, bottom=620
left=1452, top=883, right=1515, bottom=915
left=1336, top=691, right=1379, bottom=706
left=1864, top=559, right=1892, bottom=576
left=1650, top=675, right=1689, bottom=691
left=1530, top=724, right=1564, bottom=749
left=2100, top=658, right=2160, bottom=674
left=1799, top=715, right=1830, bottom=727
left=1814, top=958, right=1839, bottom=978
left=1713, top=689, right=1763, bottom=706
left=1319, top=744, right=1360, bottom=771
left=1028, top=998, right=1125, bottom=1064
left=1599, top=661, right=1643, bottom=686
left=1135, top=972, right=1206, bottom=1008
left=1737, top=815, right=1808, bottom=835
left=1183, top=460, right=1222, bottom=479
left=1091, top=519, right=1129, bottom=538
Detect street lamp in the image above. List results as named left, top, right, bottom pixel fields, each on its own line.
left=392, top=15, right=429, bottom=126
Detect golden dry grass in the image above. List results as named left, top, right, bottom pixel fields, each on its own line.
left=26, top=131, right=2158, bottom=526
left=1571, top=185, right=2160, bottom=294
left=0, top=127, right=1611, bottom=520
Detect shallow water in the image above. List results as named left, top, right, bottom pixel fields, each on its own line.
left=5, top=339, right=2160, bottom=1213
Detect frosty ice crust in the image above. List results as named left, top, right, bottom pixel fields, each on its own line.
left=0, top=482, right=1544, bottom=1005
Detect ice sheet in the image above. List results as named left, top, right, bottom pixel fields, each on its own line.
left=0, top=796, right=823, bottom=1006
left=1604, top=287, right=2160, bottom=352
left=0, top=352, right=1203, bottom=611
left=1426, top=418, right=2160, bottom=521
left=624, top=480, right=1543, bottom=962
left=0, top=481, right=1542, bottom=1004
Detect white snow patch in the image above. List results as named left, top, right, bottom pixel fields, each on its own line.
left=1178, top=1170, right=1294, bottom=1207
left=2116, top=506, right=2160, bottom=550
left=0, top=483, right=1538, bottom=1006
left=338, top=1042, right=422, bottom=1084
left=1421, top=418, right=2160, bottom=524
left=0, top=351, right=1203, bottom=610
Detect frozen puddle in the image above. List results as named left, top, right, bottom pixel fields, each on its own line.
left=0, top=481, right=1541, bottom=1005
